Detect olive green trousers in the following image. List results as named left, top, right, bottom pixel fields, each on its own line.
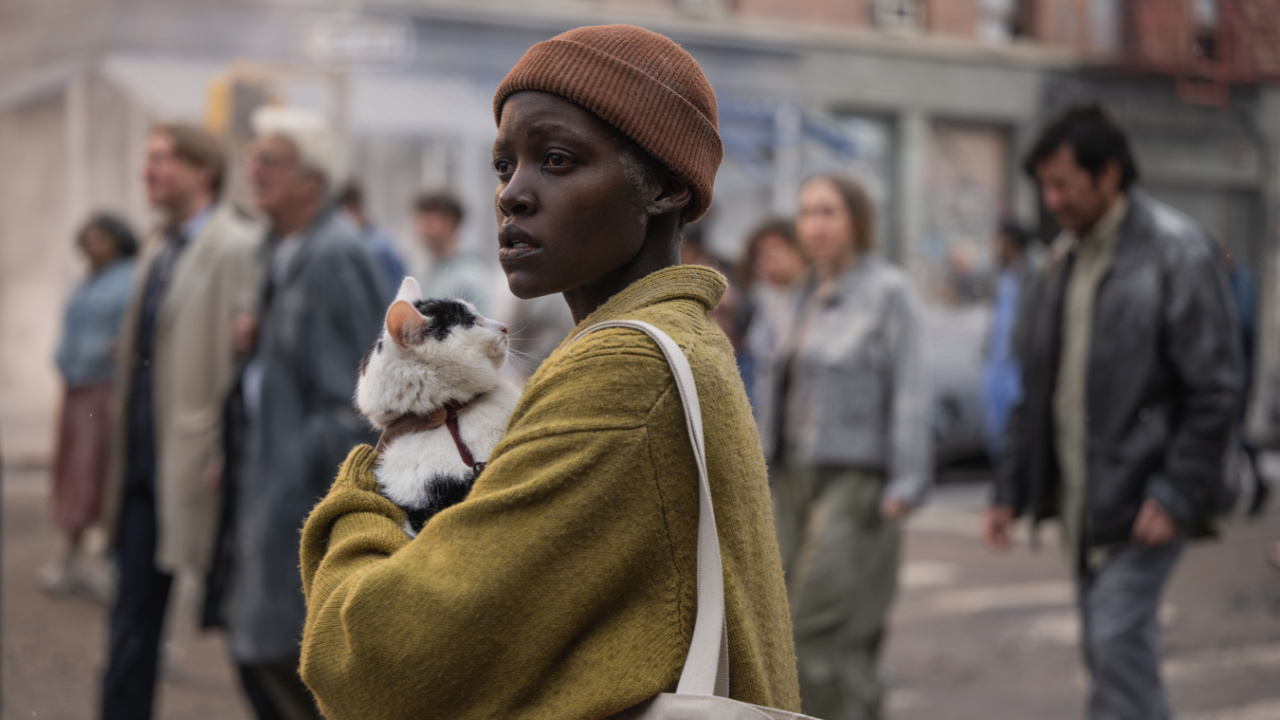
left=772, top=459, right=902, bottom=720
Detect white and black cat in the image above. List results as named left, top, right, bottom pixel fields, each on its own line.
left=356, top=277, right=520, bottom=536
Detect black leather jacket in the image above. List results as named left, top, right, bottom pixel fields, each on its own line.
left=995, top=190, right=1242, bottom=545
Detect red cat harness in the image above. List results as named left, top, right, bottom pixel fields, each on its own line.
left=374, top=397, right=486, bottom=474
left=442, top=399, right=481, bottom=471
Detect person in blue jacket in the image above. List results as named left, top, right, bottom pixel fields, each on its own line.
left=44, top=213, right=137, bottom=596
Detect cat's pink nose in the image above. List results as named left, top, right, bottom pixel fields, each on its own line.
left=500, top=325, right=509, bottom=334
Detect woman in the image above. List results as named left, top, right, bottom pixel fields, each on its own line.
left=755, top=174, right=931, bottom=720
left=44, top=213, right=138, bottom=595
left=736, top=217, right=808, bottom=406
left=299, top=25, right=800, bottom=719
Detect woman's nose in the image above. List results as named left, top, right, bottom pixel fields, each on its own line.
left=497, top=170, right=534, bottom=217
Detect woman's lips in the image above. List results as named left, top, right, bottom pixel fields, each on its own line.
left=496, top=243, right=537, bottom=263
left=498, top=226, right=541, bottom=263
left=498, top=243, right=538, bottom=262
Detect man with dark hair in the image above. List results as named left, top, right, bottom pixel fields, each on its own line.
left=411, top=189, right=494, bottom=312
left=1022, top=104, right=1139, bottom=193
left=339, top=181, right=407, bottom=300
left=984, top=105, right=1241, bottom=720
left=101, top=123, right=260, bottom=720
left=414, top=190, right=465, bottom=223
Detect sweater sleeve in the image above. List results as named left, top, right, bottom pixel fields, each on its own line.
left=883, top=281, right=933, bottom=507
left=298, top=344, right=691, bottom=720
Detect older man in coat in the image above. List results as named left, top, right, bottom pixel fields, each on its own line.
left=226, top=107, right=384, bottom=719
left=101, top=123, right=260, bottom=720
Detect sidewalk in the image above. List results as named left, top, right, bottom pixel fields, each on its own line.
left=886, top=482, right=1280, bottom=720
left=5, top=466, right=1279, bottom=719
left=3, top=466, right=250, bottom=719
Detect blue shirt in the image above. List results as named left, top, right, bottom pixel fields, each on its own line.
left=981, top=265, right=1025, bottom=459
left=987, top=267, right=1022, bottom=367
left=55, top=258, right=136, bottom=388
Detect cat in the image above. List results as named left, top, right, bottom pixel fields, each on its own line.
left=355, top=277, right=521, bottom=536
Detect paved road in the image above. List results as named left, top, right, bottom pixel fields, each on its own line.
left=3, top=467, right=247, bottom=719
left=887, top=481, right=1280, bottom=720
left=5, top=466, right=1279, bottom=719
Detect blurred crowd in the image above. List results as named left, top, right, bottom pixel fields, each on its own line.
left=38, top=98, right=1279, bottom=720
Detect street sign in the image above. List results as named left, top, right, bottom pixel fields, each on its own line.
left=291, top=14, right=416, bottom=69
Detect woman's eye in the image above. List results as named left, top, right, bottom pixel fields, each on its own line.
left=493, top=159, right=513, bottom=176
left=545, top=152, right=571, bottom=168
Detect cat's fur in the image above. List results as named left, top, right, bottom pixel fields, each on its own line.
left=355, top=277, right=520, bottom=535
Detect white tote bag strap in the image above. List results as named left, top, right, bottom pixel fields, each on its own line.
left=572, top=320, right=730, bottom=698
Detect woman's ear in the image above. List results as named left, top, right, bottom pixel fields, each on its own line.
left=646, top=170, right=692, bottom=219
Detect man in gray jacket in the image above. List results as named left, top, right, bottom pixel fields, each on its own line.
left=984, top=106, right=1241, bottom=720
left=228, top=107, right=383, bottom=718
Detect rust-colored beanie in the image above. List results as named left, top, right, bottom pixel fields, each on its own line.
left=494, top=24, right=722, bottom=221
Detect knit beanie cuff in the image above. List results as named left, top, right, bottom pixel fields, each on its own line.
left=494, top=34, right=722, bottom=221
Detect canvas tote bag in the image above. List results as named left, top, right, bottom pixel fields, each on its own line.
left=572, top=321, right=817, bottom=720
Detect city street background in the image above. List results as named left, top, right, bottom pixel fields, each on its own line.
left=4, top=1, right=1280, bottom=717
left=6, top=463, right=1279, bottom=719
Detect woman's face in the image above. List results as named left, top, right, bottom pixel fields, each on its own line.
left=81, top=226, right=119, bottom=270
left=796, top=178, right=856, bottom=267
left=756, top=233, right=806, bottom=288
left=492, top=91, right=650, bottom=301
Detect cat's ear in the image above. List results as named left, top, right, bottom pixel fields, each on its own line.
left=386, top=300, right=427, bottom=349
left=395, top=277, right=421, bottom=304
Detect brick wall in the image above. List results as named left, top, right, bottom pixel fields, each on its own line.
left=735, top=0, right=870, bottom=28
left=1128, top=0, right=1190, bottom=66
left=1030, top=0, right=1089, bottom=49
left=925, top=0, right=978, bottom=38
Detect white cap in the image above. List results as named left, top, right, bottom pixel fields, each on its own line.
left=251, top=106, right=338, bottom=182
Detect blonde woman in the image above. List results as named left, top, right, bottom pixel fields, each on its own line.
left=756, top=173, right=931, bottom=720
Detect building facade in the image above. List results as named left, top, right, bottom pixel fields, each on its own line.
left=2, top=0, right=1278, bottom=462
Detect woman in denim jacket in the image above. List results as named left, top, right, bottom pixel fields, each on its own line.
left=755, top=173, right=931, bottom=720
left=44, top=213, right=138, bottom=595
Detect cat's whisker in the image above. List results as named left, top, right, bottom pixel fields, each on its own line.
left=504, top=357, right=540, bottom=376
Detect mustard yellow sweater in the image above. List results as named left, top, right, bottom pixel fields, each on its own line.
left=299, top=266, right=800, bottom=719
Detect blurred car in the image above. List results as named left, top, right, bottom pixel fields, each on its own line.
left=922, top=302, right=992, bottom=467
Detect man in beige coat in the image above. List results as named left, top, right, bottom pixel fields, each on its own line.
left=100, top=122, right=260, bottom=720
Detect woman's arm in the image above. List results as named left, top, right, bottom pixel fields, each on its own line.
left=883, top=281, right=932, bottom=509
left=298, top=345, right=689, bottom=720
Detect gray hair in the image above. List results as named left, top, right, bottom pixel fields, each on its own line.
left=251, top=106, right=338, bottom=183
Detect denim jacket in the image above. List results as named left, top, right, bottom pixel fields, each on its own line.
left=755, top=255, right=932, bottom=507
left=55, top=258, right=136, bottom=388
